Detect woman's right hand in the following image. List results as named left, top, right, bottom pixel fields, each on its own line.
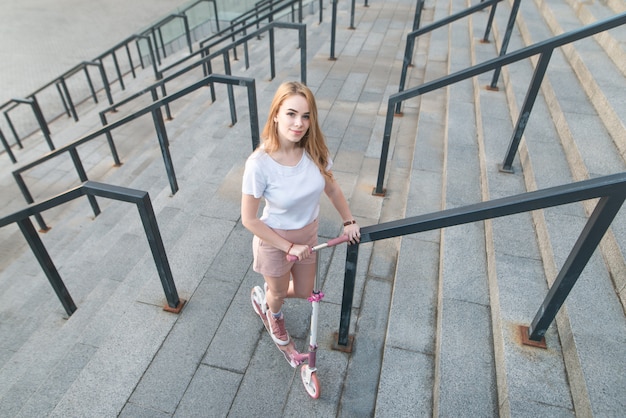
left=286, top=243, right=311, bottom=261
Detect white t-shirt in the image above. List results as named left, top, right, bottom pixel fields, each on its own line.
left=242, top=148, right=331, bottom=230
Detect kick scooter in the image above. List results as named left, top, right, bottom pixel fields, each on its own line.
left=251, top=235, right=350, bottom=399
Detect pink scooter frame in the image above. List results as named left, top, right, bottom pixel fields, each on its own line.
left=287, top=235, right=350, bottom=399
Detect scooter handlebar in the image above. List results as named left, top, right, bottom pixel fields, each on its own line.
left=286, top=235, right=351, bottom=262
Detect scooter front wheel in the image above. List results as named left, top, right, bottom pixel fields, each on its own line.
left=250, top=286, right=265, bottom=316
left=301, top=365, right=320, bottom=399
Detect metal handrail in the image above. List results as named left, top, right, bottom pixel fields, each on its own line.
left=0, top=181, right=183, bottom=316
left=0, top=60, right=114, bottom=156
left=374, top=13, right=626, bottom=195
left=155, top=21, right=307, bottom=103
left=0, top=2, right=220, bottom=162
left=337, top=172, right=626, bottom=348
left=99, top=20, right=306, bottom=124
left=12, top=74, right=260, bottom=232
left=227, top=0, right=303, bottom=63
left=160, top=0, right=303, bottom=79
left=396, top=0, right=516, bottom=114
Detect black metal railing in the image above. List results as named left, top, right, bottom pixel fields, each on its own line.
left=0, top=60, right=113, bottom=156
left=337, top=172, right=626, bottom=348
left=0, top=181, right=183, bottom=316
left=137, top=0, right=220, bottom=66
left=0, top=1, right=220, bottom=163
left=12, top=74, right=260, bottom=232
left=396, top=0, right=520, bottom=114
left=160, top=0, right=304, bottom=80
left=100, top=19, right=306, bottom=125
left=229, top=0, right=305, bottom=64
left=374, top=13, right=626, bottom=195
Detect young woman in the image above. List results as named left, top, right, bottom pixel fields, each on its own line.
left=241, top=81, right=360, bottom=346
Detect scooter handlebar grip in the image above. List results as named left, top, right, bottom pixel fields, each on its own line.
left=326, top=235, right=351, bottom=247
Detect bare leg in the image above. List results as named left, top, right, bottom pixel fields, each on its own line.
left=264, top=271, right=290, bottom=314
left=287, top=261, right=317, bottom=299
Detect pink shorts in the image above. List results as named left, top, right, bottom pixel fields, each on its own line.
left=253, top=219, right=318, bottom=277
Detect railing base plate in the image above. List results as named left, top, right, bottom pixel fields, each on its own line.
left=372, top=187, right=386, bottom=197
left=485, top=84, right=500, bottom=92
left=519, top=325, right=547, bottom=349
left=163, top=298, right=186, bottom=314
left=332, top=332, right=354, bottom=353
left=498, top=163, right=515, bottom=174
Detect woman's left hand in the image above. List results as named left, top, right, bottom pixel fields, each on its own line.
left=344, top=222, right=361, bottom=244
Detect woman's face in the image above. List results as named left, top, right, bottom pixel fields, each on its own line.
left=274, top=94, right=310, bottom=145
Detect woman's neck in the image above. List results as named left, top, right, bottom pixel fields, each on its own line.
left=270, top=143, right=303, bottom=166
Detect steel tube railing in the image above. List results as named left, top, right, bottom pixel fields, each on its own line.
left=12, top=74, right=259, bottom=230
left=337, top=172, right=626, bottom=347
left=0, top=181, right=183, bottom=315
left=396, top=0, right=506, bottom=114
left=376, top=13, right=626, bottom=195
left=0, top=128, right=16, bottom=163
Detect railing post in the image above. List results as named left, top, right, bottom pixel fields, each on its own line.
left=13, top=172, right=49, bottom=231
left=349, top=0, right=356, bottom=30
left=210, top=0, right=221, bottom=32
left=413, top=0, right=425, bottom=31
left=527, top=193, right=626, bottom=341
left=55, top=82, right=71, bottom=118
left=396, top=35, right=415, bottom=114
left=336, top=242, right=360, bottom=350
left=30, top=97, right=55, bottom=150
left=95, top=60, right=114, bottom=105
left=330, top=0, right=338, bottom=60
left=125, top=43, right=137, bottom=78
left=99, top=112, right=122, bottom=166
left=111, top=51, right=126, bottom=90
left=489, top=0, right=521, bottom=89
left=135, top=191, right=184, bottom=313
left=222, top=53, right=237, bottom=126
left=17, top=217, right=76, bottom=316
left=481, top=1, right=499, bottom=43
left=319, top=0, right=324, bottom=23
left=151, top=107, right=179, bottom=195
left=83, top=64, right=99, bottom=103
left=58, top=77, right=79, bottom=122
left=69, top=148, right=101, bottom=217
left=4, top=110, right=23, bottom=148
left=375, top=99, right=396, bottom=196
left=499, top=50, right=552, bottom=173
left=0, top=128, right=17, bottom=163
left=269, top=26, right=276, bottom=80
left=299, top=24, right=307, bottom=84
left=246, top=79, right=260, bottom=151
left=181, top=14, right=193, bottom=54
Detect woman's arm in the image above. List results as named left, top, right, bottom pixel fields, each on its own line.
left=324, top=174, right=360, bottom=243
left=241, top=193, right=311, bottom=260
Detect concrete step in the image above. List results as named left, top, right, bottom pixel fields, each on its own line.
left=0, top=1, right=401, bottom=415
left=376, top=0, right=626, bottom=414
left=485, top=0, right=626, bottom=415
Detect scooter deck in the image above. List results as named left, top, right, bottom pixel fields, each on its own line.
left=251, top=293, right=301, bottom=368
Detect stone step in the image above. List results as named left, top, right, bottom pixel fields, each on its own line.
left=0, top=2, right=382, bottom=415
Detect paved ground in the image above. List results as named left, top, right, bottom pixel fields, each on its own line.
left=0, top=0, right=192, bottom=106
left=0, top=1, right=420, bottom=416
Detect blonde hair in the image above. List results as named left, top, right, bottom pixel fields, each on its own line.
left=261, top=81, right=333, bottom=180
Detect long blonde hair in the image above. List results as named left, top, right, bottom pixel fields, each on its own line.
left=261, top=81, right=333, bottom=180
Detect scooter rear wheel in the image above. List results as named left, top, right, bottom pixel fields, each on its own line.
left=301, top=365, right=320, bottom=399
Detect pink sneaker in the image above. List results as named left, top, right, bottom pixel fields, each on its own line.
left=266, top=309, right=290, bottom=346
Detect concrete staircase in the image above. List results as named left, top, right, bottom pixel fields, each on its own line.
left=377, top=0, right=626, bottom=416
left=0, top=0, right=624, bottom=416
